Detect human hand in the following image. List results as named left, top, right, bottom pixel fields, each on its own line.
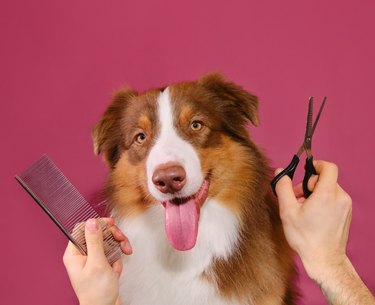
left=63, top=218, right=132, bottom=305
left=274, top=160, right=352, bottom=281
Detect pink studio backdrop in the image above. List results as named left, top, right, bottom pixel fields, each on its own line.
left=1, top=1, right=374, bottom=304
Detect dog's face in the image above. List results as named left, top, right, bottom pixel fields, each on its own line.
left=93, top=73, right=260, bottom=251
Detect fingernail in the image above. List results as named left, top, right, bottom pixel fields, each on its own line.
left=123, top=241, right=133, bottom=254
left=274, top=168, right=284, bottom=176
left=86, top=219, right=99, bottom=232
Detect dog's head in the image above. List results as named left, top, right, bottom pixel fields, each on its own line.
left=93, top=73, right=261, bottom=251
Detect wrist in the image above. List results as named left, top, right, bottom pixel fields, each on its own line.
left=303, top=254, right=375, bottom=305
left=79, top=300, right=120, bottom=305
left=302, top=253, right=351, bottom=282
left=80, top=298, right=119, bottom=305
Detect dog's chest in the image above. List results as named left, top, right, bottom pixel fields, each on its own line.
left=117, top=200, right=241, bottom=305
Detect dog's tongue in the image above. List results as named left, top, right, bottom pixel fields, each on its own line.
left=164, top=198, right=198, bottom=251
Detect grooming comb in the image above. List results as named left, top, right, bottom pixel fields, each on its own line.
left=15, top=155, right=122, bottom=264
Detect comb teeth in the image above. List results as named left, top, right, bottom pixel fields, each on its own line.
left=15, top=155, right=122, bottom=264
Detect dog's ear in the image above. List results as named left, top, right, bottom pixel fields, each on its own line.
left=92, top=87, right=137, bottom=167
left=198, top=73, right=259, bottom=126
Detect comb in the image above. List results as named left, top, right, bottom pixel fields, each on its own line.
left=15, top=155, right=122, bottom=264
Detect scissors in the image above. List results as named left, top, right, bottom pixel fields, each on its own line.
left=271, top=96, right=327, bottom=197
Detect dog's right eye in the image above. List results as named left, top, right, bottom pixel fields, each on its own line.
left=191, top=121, right=203, bottom=131
left=135, top=133, right=147, bottom=144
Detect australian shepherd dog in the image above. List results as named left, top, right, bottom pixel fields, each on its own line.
left=92, top=73, right=295, bottom=305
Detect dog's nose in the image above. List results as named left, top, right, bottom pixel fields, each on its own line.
left=152, top=164, right=186, bottom=194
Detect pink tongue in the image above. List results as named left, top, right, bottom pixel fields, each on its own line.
left=164, top=198, right=198, bottom=251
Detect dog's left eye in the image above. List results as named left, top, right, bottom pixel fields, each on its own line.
left=191, top=121, right=203, bottom=131
left=135, top=133, right=147, bottom=144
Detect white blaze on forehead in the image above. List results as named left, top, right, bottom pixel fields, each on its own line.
left=146, top=88, right=203, bottom=202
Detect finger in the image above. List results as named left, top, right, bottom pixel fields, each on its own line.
left=313, top=161, right=339, bottom=193
left=63, top=241, right=86, bottom=270
left=293, top=182, right=304, bottom=198
left=120, top=239, right=133, bottom=255
left=103, top=222, right=133, bottom=255
left=85, top=218, right=107, bottom=265
left=107, top=224, right=133, bottom=254
left=293, top=175, right=319, bottom=197
left=101, top=217, right=115, bottom=227
left=275, top=174, right=299, bottom=215
left=110, top=225, right=126, bottom=242
left=65, top=241, right=82, bottom=256
left=112, top=259, right=123, bottom=277
left=307, top=174, right=319, bottom=192
left=63, top=242, right=81, bottom=268
left=99, top=219, right=133, bottom=256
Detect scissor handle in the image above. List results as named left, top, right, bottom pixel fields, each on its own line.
left=302, top=156, right=317, bottom=197
left=271, top=154, right=300, bottom=196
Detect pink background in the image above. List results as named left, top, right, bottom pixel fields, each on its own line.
left=1, top=0, right=374, bottom=304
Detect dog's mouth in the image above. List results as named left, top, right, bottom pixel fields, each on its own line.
left=161, top=177, right=210, bottom=251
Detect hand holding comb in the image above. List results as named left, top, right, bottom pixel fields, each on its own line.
left=15, top=155, right=122, bottom=265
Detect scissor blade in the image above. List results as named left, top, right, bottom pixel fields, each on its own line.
left=304, top=97, right=314, bottom=142
left=311, top=96, right=327, bottom=136
left=296, top=97, right=327, bottom=157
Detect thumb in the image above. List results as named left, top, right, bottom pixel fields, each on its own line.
left=274, top=169, right=298, bottom=215
left=85, top=218, right=107, bottom=265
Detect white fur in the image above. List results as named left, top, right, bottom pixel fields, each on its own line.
left=117, top=199, right=242, bottom=305
left=146, top=88, right=204, bottom=202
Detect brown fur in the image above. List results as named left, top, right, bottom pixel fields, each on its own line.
left=93, top=73, right=296, bottom=304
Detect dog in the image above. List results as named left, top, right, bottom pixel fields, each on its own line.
left=92, top=73, right=296, bottom=305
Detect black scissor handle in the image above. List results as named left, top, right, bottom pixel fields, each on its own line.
left=271, top=154, right=300, bottom=196
left=302, top=156, right=317, bottom=197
